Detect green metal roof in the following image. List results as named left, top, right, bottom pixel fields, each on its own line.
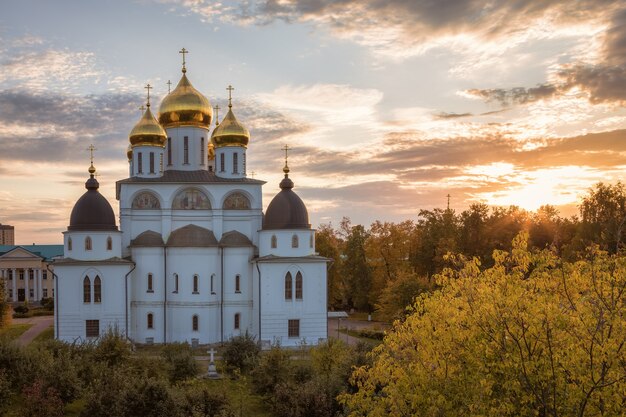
left=0, top=245, right=64, bottom=261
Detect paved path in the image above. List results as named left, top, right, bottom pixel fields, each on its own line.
left=327, top=318, right=390, bottom=346
left=13, top=316, right=53, bottom=346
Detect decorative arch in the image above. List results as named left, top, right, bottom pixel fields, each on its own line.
left=132, top=191, right=161, bottom=209
left=172, top=188, right=211, bottom=210
left=223, top=192, right=251, bottom=210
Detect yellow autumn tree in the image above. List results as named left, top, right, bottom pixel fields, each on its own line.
left=340, top=233, right=626, bottom=416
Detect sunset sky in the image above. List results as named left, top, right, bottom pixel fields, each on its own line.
left=2, top=0, right=626, bottom=244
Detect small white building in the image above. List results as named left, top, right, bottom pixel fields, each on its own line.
left=54, top=58, right=329, bottom=347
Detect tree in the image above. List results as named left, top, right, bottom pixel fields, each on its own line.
left=341, top=234, right=626, bottom=416
left=222, top=331, right=260, bottom=375
left=0, top=277, right=8, bottom=328
left=161, top=342, right=199, bottom=382
left=579, top=181, right=626, bottom=254
left=340, top=219, right=373, bottom=311
left=374, top=270, right=431, bottom=321
left=315, top=223, right=343, bottom=309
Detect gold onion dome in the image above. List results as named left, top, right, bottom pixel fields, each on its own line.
left=211, top=107, right=250, bottom=148
left=129, top=105, right=167, bottom=148
left=158, top=73, right=212, bottom=129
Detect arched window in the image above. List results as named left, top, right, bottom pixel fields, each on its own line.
left=147, top=273, right=153, bottom=292
left=193, top=275, right=199, bottom=294
left=271, top=235, right=277, bottom=249
left=233, top=153, right=239, bottom=174
left=284, top=272, right=292, bottom=300
left=295, top=272, right=303, bottom=300
left=173, top=273, right=179, bottom=293
left=234, top=313, right=240, bottom=330
left=147, top=313, right=153, bottom=329
left=85, top=236, right=92, bottom=251
left=310, top=234, right=314, bottom=248
left=94, top=276, right=101, bottom=303
left=83, top=276, right=91, bottom=303
left=107, top=236, right=112, bottom=251
left=68, top=237, right=72, bottom=251
left=192, top=315, right=199, bottom=331
left=292, top=234, right=299, bottom=248
left=210, top=274, right=215, bottom=294
left=235, top=275, right=241, bottom=293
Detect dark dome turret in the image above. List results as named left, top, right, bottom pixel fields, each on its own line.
left=68, top=165, right=117, bottom=231
left=263, top=164, right=310, bottom=230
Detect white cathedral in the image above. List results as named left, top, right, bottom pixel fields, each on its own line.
left=53, top=53, right=329, bottom=347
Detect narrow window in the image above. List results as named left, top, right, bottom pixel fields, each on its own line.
left=183, top=136, right=189, bottom=164
left=147, top=313, right=154, bottom=329
left=68, top=237, right=72, bottom=251
left=210, top=274, right=215, bottom=294
left=138, top=152, right=143, bottom=173
left=288, top=319, right=300, bottom=338
left=86, top=320, right=99, bottom=338
left=295, top=272, right=303, bottom=300
left=284, top=272, right=292, bottom=300
left=42, top=271, right=47, bottom=280
left=167, top=137, right=172, bottom=165
left=271, top=235, right=277, bottom=249
left=107, top=236, right=112, bottom=251
left=220, top=153, right=225, bottom=172
left=160, top=153, right=164, bottom=172
left=292, top=234, right=299, bottom=248
left=19, top=270, right=24, bottom=280
left=233, top=153, right=239, bottom=174
left=43, top=288, right=48, bottom=298
left=192, top=315, right=199, bottom=331
left=85, top=236, right=92, bottom=251
left=147, top=273, right=153, bottom=292
left=310, top=234, right=314, bottom=248
left=173, top=273, right=179, bottom=293
left=193, top=274, right=199, bottom=294
left=243, top=153, right=246, bottom=174
left=200, top=137, right=205, bottom=164
left=235, top=274, right=241, bottom=293
left=234, top=313, right=240, bottom=330
left=29, top=270, right=34, bottom=280
left=149, top=152, right=155, bottom=173
left=83, top=276, right=91, bottom=303
left=94, top=276, right=101, bottom=303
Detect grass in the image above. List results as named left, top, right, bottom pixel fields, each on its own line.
left=337, top=328, right=384, bottom=346
left=0, top=323, right=33, bottom=340
left=32, top=326, right=54, bottom=344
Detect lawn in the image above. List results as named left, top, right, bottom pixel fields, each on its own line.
left=0, top=323, right=33, bottom=340
left=32, top=326, right=54, bottom=344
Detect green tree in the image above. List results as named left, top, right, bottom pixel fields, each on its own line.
left=579, top=181, right=626, bottom=254
left=222, top=331, right=260, bottom=375
left=341, top=234, right=626, bottom=416
left=315, top=223, right=343, bottom=309
left=374, top=270, right=431, bottom=321
left=161, top=342, right=199, bottom=382
left=341, top=219, right=373, bottom=311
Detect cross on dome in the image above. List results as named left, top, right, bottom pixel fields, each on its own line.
left=282, top=144, right=291, bottom=175
left=226, top=84, right=234, bottom=108
left=144, top=83, right=152, bottom=107
left=86, top=144, right=97, bottom=175
left=179, top=47, right=188, bottom=73
left=166, top=80, right=172, bottom=94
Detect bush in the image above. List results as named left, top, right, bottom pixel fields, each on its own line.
left=160, top=342, right=199, bottom=382
left=14, top=304, right=29, bottom=314
left=177, top=382, right=233, bottom=417
left=40, top=297, right=54, bottom=310
left=22, top=379, right=64, bottom=417
left=273, top=380, right=335, bottom=417
left=251, top=345, right=292, bottom=395
left=222, top=331, right=260, bottom=375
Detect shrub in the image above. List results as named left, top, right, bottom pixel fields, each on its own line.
left=22, top=379, right=64, bottom=417
left=177, top=382, right=233, bottom=417
left=251, top=345, right=292, bottom=395
left=222, top=331, right=260, bottom=375
left=14, top=304, right=29, bottom=314
left=161, top=342, right=199, bottom=382
left=41, top=297, right=54, bottom=310
left=273, top=380, right=335, bottom=417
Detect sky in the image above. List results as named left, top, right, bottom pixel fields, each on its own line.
left=1, top=0, right=626, bottom=244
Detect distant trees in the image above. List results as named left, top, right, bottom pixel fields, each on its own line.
left=318, top=182, right=626, bottom=318
left=340, top=234, right=626, bottom=416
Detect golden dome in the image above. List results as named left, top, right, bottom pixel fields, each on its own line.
left=158, top=73, right=212, bottom=129
left=129, top=106, right=167, bottom=148
left=126, top=145, right=132, bottom=160
left=211, top=107, right=250, bottom=148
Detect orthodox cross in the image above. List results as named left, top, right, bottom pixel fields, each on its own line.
left=144, top=83, right=152, bottom=106
left=251, top=171, right=256, bottom=179
left=207, top=348, right=216, bottom=363
left=447, top=194, right=451, bottom=210
left=139, top=105, right=145, bottom=113
left=179, top=47, right=188, bottom=72
left=214, top=104, right=221, bottom=125
left=87, top=144, right=97, bottom=166
left=226, top=84, right=234, bottom=108
left=282, top=144, right=290, bottom=165
left=167, top=80, right=172, bottom=94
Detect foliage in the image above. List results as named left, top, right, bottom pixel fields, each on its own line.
left=0, top=278, right=8, bottom=328
left=13, top=304, right=29, bottom=314
left=177, top=382, right=233, bottom=417
left=316, top=223, right=344, bottom=309
left=22, top=379, right=64, bottom=417
left=160, top=342, right=199, bottom=382
left=341, top=219, right=373, bottom=311
left=40, top=297, right=54, bottom=310
left=92, top=328, right=131, bottom=367
left=273, top=380, right=335, bottom=417
left=222, top=331, right=261, bottom=375
left=374, top=270, right=432, bottom=320
left=251, top=345, right=292, bottom=395
left=340, top=233, right=626, bottom=416
left=578, top=181, right=626, bottom=254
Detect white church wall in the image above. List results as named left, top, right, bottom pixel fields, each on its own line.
left=258, top=229, right=316, bottom=257
left=64, top=231, right=122, bottom=261
left=164, top=126, right=210, bottom=171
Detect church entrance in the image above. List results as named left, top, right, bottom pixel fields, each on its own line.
left=17, top=289, right=25, bottom=302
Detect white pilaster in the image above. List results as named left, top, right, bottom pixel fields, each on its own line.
left=24, top=269, right=29, bottom=301
left=11, top=269, right=16, bottom=301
